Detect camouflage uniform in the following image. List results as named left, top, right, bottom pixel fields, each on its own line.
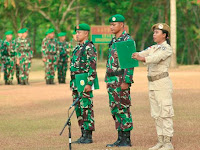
left=15, top=37, right=21, bottom=84
left=41, top=38, right=59, bottom=84
left=1, top=39, right=16, bottom=84
left=0, top=39, right=3, bottom=80
left=16, top=37, right=33, bottom=84
left=70, top=40, right=97, bottom=131
left=57, top=40, right=69, bottom=83
left=105, top=30, right=134, bottom=132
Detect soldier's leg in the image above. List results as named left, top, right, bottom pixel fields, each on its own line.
left=78, top=91, right=94, bottom=144
left=72, top=90, right=85, bottom=143
left=4, top=62, right=9, bottom=84
left=16, top=64, right=20, bottom=84
left=8, top=58, right=15, bottom=84
left=20, top=58, right=26, bottom=85
left=63, top=61, right=67, bottom=83
left=57, top=61, right=62, bottom=83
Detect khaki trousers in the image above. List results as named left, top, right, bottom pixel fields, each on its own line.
left=149, top=90, right=174, bottom=137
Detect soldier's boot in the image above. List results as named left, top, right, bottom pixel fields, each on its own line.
left=5, top=80, right=8, bottom=85
left=79, top=130, right=93, bottom=144
left=9, top=81, right=13, bottom=85
left=17, top=78, right=21, bottom=84
left=106, top=131, right=123, bottom=147
left=21, top=80, right=25, bottom=85
left=117, top=131, right=132, bottom=147
left=62, top=78, right=66, bottom=84
left=58, top=78, right=61, bottom=84
left=72, top=129, right=84, bottom=143
left=51, top=79, right=55, bottom=84
left=149, top=135, right=164, bottom=150
left=25, top=79, right=29, bottom=85
left=159, top=136, right=174, bottom=150
left=46, top=79, right=49, bottom=84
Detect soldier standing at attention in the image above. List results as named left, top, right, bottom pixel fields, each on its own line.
left=70, top=24, right=97, bottom=144
left=57, top=32, right=69, bottom=84
left=15, top=29, right=23, bottom=84
left=1, top=31, right=16, bottom=85
left=132, top=23, right=174, bottom=150
left=42, top=29, right=59, bottom=84
left=105, top=14, right=134, bottom=147
left=16, top=28, right=33, bottom=85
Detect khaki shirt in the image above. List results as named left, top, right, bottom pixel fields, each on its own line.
left=139, top=41, right=173, bottom=90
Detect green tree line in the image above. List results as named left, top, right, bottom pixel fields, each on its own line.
left=0, top=0, right=200, bottom=64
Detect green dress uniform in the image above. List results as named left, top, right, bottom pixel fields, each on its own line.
left=41, top=29, right=59, bottom=84
left=16, top=28, right=33, bottom=85
left=105, top=14, right=134, bottom=147
left=70, top=24, right=97, bottom=144
left=1, top=31, right=16, bottom=84
left=57, top=32, right=70, bottom=83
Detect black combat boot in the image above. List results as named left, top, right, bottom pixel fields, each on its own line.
left=51, top=79, right=55, bottom=84
left=21, top=80, right=25, bottom=85
left=62, top=78, right=66, bottom=84
left=5, top=80, right=8, bottom=85
left=117, top=131, right=132, bottom=147
left=106, top=131, right=123, bottom=147
left=17, top=78, right=20, bottom=84
left=72, top=129, right=84, bottom=144
left=79, top=130, right=93, bottom=144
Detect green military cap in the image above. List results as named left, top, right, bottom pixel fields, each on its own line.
left=75, top=23, right=90, bottom=31
left=152, top=23, right=170, bottom=33
left=21, top=28, right=28, bottom=33
left=72, top=30, right=76, bottom=35
left=18, top=29, right=23, bottom=33
left=109, top=14, right=125, bottom=22
left=46, top=28, right=55, bottom=35
left=58, top=32, right=66, bottom=37
left=5, top=30, right=13, bottom=35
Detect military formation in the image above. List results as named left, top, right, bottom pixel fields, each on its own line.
left=0, top=28, right=71, bottom=85
left=1, top=13, right=174, bottom=150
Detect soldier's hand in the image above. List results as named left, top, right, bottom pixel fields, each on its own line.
left=121, top=82, right=129, bottom=90
left=132, top=52, right=139, bottom=59
left=43, top=58, right=46, bottom=62
left=84, top=85, right=92, bottom=92
left=114, top=51, right=118, bottom=58
left=16, top=59, right=20, bottom=65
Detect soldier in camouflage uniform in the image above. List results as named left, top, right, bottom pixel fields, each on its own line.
left=1, top=31, right=16, bottom=85
left=57, top=32, right=69, bottom=84
left=15, top=29, right=23, bottom=84
left=105, top=14, right=135, bottom=147
left=42, top=29, right=59, bottom=84
left=0, top=38, right=2, bottom=80
left=70, top=23, right=97, bottom=144
left=16, top=28, right=33, bottom=85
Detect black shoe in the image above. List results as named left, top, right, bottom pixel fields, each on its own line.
left=79, top=130, right=93, bottom=144
left=72, top=129, right=84, bottom=144
left=51, top=79, right=55, bottom=84
left=46, top=79, right=50, bottom=84
left=17, top=78, right=21, bottom=84
left=21, top=80, right=25, bottom=85
left=117, top=131, right=132, bottom=147
left=106, top=131, right=123, bottom=147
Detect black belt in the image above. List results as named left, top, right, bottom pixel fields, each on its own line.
left=106, top=70, right=124, bottom=77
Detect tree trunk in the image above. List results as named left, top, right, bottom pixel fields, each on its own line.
left=76, top=0, right=80, bottom=25
left=170, top=0, right=177, bottom=68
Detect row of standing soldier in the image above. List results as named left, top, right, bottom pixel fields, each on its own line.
left=0, top=28, right=74, bottom=85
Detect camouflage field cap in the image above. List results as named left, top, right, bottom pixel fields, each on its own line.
left=109, top=14, right=125, bottom=22
left=75, top=23, right=90, bottom=31
left=5, top=30, right=13, bottom=35
left=58, top=32, right=66, bottom=37
left=152, top=23, right=170, bottom=33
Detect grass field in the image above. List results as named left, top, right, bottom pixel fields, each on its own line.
left=0, top=59, right=200, bottom=150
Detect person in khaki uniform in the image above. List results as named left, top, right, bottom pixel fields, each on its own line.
left=132, top=23, right=174, bottom=150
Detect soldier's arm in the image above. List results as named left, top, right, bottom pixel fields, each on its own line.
left=145, top=46, right=172, bottom=64
left=86, top=44, right=97, bottom=86
left=41, top=39, right=47, bottom=59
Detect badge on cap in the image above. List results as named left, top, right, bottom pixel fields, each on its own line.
left=76, top=26, right=79, bottom=29
left=80, top=80, right=85, bottom=86
left=158, top=24, right=163, bottom=29
left=112, top=17, right=116, bottom=21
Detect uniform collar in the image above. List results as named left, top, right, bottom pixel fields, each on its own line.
left=115, top=30, right=127, bottom=40
left=157, top=41, right=167, bottom=47
left=79, top=39, right=89, bottom=46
